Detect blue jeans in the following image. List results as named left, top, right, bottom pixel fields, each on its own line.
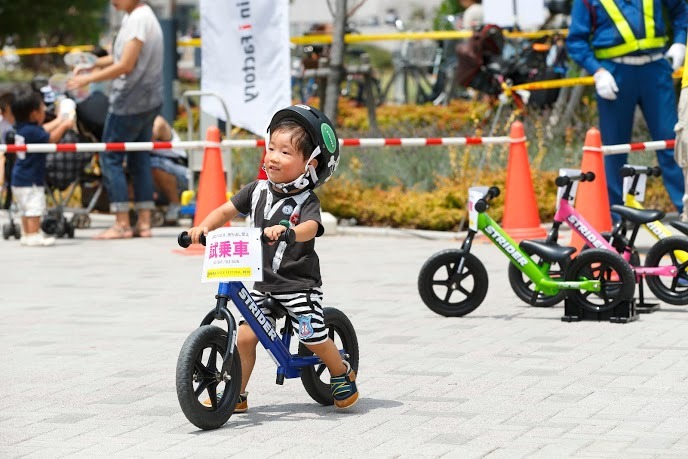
left=597, top=59, right=685, bottom=215
left=150, top=155, right=190, bottom=196
left=100, top=107, right=160, bottom=213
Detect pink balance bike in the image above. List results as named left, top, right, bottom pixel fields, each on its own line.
left=508, top=171, right=688, bottom=311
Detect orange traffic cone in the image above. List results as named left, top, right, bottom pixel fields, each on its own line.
left=501, top=121, right=547, bottom=241
left=175, top=126, right=229, bottom=256
left=570, top=127, right=612, bottom=251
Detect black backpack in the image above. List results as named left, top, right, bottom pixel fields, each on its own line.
left=455, top=24, right=506, bottom=96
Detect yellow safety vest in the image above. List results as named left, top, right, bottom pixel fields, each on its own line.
left=682, top=43, right=688, bottom=88
left=594, top=0, right=667, bottom=59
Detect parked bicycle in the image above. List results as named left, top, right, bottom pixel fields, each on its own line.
left=508, top=171, right=688, bottom=308
left=417, top=185, right=635, bottom=317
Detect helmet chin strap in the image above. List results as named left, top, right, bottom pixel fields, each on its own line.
left=267, top=147, right=321, bottom=192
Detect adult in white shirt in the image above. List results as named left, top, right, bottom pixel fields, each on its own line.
left=67, top=0, right=163, bottom=239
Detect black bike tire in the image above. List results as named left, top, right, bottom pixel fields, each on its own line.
left=564, top=248, right=635, bottom=313
left=644, top=236, right=688, bottom=305
left=176, top=325, right=242, bottom=430
left=299, top=307, right=359, bottom=406
left=417, top=249, right=488, bottom=317
left=507, top=251, right=569, bottom=308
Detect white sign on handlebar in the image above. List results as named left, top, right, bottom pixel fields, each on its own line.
left=622, top=164, right=648, bottom=203
left=468, top=186, right=489, bottom=232
left=202, top=227, right=263, bottom=283
left=556, top=168, right=581, bottom=211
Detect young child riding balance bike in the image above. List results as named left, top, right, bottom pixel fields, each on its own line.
left=187, top=105, right=358, bottom=411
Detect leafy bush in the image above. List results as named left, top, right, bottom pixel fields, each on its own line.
left=190, top=99, right=676, bottom=231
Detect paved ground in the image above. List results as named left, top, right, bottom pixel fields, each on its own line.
left=2, top=212, right=688, bottom=458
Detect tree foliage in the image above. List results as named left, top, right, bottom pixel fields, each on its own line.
left=0, top=0, right=109, bottom=48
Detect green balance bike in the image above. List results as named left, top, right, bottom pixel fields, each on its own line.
left=417, top=185, right=636, bottom=317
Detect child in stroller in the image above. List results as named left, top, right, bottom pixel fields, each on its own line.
left=41, top=85, right=109, bottom=238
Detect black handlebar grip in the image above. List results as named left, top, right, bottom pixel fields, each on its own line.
left=652, top=166, right=662, bottom=177
left=583, top=171, right=595, bottom=182
left=261, top=228, right=296, bottom=245
left=474, top=199, right=487, bottom=213
left=554, top=175, right=569, bottom=187
left=619, top=166, right=635, bottom=177
left=487, top=186, right=500, bottom=199
left=177, top=231, right=206, bottom=248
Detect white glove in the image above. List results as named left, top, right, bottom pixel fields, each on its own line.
left=666, top=43, right=686, bottom=71
left=593, top=69, right=619, bottom=100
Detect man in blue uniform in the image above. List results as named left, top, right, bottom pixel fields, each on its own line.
left=566, top=0, right=688, bottom=216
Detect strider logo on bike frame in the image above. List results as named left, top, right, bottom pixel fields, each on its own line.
left=484, top=225, right=528, bottom=266
left=566, top=215, right=606, bottom=248
left=238, top=289, right=278, bottom=341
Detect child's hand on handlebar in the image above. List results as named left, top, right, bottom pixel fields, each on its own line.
left=188, top=226, right=209, bottom=244
left=263, top=224, right=287, bottom=245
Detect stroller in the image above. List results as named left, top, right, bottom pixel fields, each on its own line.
left=1, top=131, right=21, bottom=240
left=1, top=89, right=109, bottom=240
left=41, top=90, right=109, bottom=238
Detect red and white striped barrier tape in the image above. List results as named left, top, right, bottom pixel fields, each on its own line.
left=602, top=139, right=675, bottom=155
left=0, top=136, right=677, bottom=155
left=0, top=140, right=210, bottom=154
left=0, top=136, right=514, bottom=154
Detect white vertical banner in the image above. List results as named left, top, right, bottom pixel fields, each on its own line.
left=200, top=0, right=291, bottom=136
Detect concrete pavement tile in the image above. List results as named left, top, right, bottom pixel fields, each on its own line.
left=94, top=391, right=156, bottom=405
left=628, top=434, right=682, bottom=449
left=2, top=425, right=58, bottom=446
left=5, top=225, right=688, bottom=456
left=483, top=446, right=542, bottom=458
left=654, top=417, right=688, bottom=434
left=577, top=439, right=639, bottom=454
left=365, top=438, right=455, bottom=457
left=525, top=438, right=592, bottom=457
left=65, top=438, right=141, bottom=456
left=42, top=413, right=96, bottom=424
left=521, top=425, right=577, bottom=438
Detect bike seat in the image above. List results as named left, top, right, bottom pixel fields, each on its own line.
left=519, top=240, right=576, bottom=263
left=611, top=205, right=664, bottom=224
left=261, top=297, right=287, bottom=319
left=670, top=220, right=688, bottom=237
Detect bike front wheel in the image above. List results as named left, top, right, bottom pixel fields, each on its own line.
left=564, top=248, right=635, bottom=313
left=644, top=236, right=688, bottom=305
left=299, top=307, right=359, bottom=405
left=176, top=325, right=242, bottom=430
left=417, top=249, right=488, bottom=317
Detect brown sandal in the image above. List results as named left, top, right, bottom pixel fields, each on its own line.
left=94, top=225, right=134, bottom=240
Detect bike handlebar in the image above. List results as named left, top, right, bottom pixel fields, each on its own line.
left=554, top=171, right=595, bottom=187
left=178, top=219, right=295, bottom=249
left=474, top=186, right=500, bottom=213
left=178, top=231, right=206, bottom=247
left=619, top=166, right=662, bottom=178
left=260, top=228, right=296, bottom=245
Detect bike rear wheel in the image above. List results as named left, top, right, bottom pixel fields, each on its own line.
left=417, top=249, right=488, bottom=316
left=299, top=307, right=359, bottom=405
left=176, top=325, right=242, bottom=430
left=564, top=249, right=635, bottom=313
left=644, top=236, right=688, bottom=305
left=507, top=244, right=569, bottom=307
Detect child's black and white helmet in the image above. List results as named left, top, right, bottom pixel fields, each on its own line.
left=267, top=104, right=340, bottom=191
